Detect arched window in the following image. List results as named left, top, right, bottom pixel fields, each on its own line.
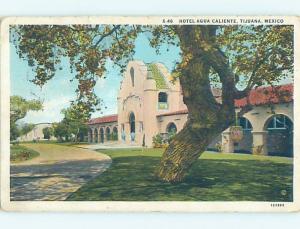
left=266, top=114, right=293, bottom=130
left=100, top=128, right=104, bottom=143
left=129, top=112, right=135, bottom=133
left=112, top=127, right=118, bottom=141
left=167, top=122, right=177, bottom=134
left=94, top=129, right=98, bottom=143
left=130, top=67, right=134, bottom=87
left=238, top=117, right=253, bottom=131
left=158, top=92, right=168, bottom=103
left=265, top=114, right=293, bottom=157
left=158, top=92, right=168, bottom=109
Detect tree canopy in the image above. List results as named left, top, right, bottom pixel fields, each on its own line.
left=11, top=25, right=293, bottom=117
left=10, top=96, right=42, bottom=140
left=10, top=95, right=43, bottom=124
left=11, top=25, right=141, bottom=118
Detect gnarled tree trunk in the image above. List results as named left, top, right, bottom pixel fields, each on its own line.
left=157, top=26, right=236, bottom=182
left=157, top=122, right=221, bottom=182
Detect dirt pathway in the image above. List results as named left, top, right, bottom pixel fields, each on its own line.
left=10, top=143, right=111, bottom=201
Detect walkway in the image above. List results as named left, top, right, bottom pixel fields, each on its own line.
left=10, top=143, right=111, bottom=201
left=78, top=142, right=142, bottom=150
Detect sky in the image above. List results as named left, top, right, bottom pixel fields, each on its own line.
left=10, top=33, right=181, bottom=124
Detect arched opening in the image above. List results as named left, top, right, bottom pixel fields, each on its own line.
left=129, top=112, right=135, bottom=141
left=112, top=127, right=118, bottom=141
left=88, top=129, right=93, bottom=143
left=166, top=122, right=177, bottom=135
left=130, top=67, right=134, bottom=87
left=264, top=114, right=293, bottom=157
left=233, top=117, right=253, bottom=154
left=165, top=122, right=177, bottom=143
left=105, top=127, right=111, bottom=141
left=158, top=92, right=168, bottom=110
left=100, top=128, right=104, bottom=143
left=94, top=128, right=98, bottom=143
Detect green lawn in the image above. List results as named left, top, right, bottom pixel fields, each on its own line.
left=10, top=144, right=40, bottom=163
left=18, top=140, right=89, bottom=146
left=67, top=148, right=293, bottom=201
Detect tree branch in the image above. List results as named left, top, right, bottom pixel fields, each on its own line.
left=93, top=25, right=121, bottom=48
left=234, top=47, right=273, bottom=99
left=112, top=25, right=126, bottom=50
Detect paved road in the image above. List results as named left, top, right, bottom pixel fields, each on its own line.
left=10, top=143, right=111, bottom=201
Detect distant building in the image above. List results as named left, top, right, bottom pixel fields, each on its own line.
left=19, top=123, right=56, bottom=141
left=88, top=61, right=293, bottom=157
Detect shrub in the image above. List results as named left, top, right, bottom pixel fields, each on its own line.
left=152, top=134, right=163, bottom=148
left=215, top=141, right=223, bottom=152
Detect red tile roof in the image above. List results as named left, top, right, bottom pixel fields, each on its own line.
left=235, top=84, right=293, bottom=108
left=88, top=114, right=118, bottom=125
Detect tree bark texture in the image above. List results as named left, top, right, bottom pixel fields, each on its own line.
left=157, top=26, right=236, bottom=182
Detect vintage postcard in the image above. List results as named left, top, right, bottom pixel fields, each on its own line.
left=0, top=16, right=299, bottom=212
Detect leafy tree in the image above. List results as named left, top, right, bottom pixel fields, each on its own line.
left=10, top=95, right=42, bottom=124
left=12, top=25, right=293, bottom=182
left=10, top=96, right=42, bottom=141
left=61, top=105, right=89, bottom=142
left=10, top=123, right=20, bottom=141
left=53, top=122, right=71, bottom=142
left=152, top=134, right=163, bottom=148
left=42, top=127, right=54, bottom=140
left=11, top=25, right=140, bottom=118
left=20, top=123, right=35, bottom=136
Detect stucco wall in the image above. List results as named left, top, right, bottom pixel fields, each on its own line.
left=157, top=113, right=188, bottom=134
left=116, top=61, right=189, bottom=147
left=19, top=123, right=56, bottom=141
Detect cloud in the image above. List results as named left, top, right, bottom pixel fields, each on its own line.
left=22, top=96, right=72, bottom=124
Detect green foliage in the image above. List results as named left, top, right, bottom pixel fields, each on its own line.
left=152, top=133, right=163, bottom=148
left=147, top=63, right=169, bottom=89
left=10, top=95, right=42, bottom=124
left=61, top=106, right=89, bottom=142
left=167, top=130, right=176, bottom=143
left=10, top=123, right=20, bottom=141
left=53, top=122, right=71, bottom=142
left=53, top=105, right=89, bottom=142
left=149, top=25, right=293, bottom=89
left=10, top=95, right=41, bottom=141
left=20, top=123, right=35, bottom=136
left=12, top=25, right=293, bottom=119
left=42, top=127, right=54, bottom=140
left=216, top=25, right=293, bottom=88
left=10, top=144, right=39, bottom=162
left=11, top=25, right=141, bottom=118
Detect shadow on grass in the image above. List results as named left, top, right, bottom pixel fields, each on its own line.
left=67, top=155, right=293, bottom=201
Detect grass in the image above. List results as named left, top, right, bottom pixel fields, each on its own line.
left=10, top=144, right=40, bottom=163
left=18, top=140, right=89, bottom=146
left=67, top=148, right=293, bottom=201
